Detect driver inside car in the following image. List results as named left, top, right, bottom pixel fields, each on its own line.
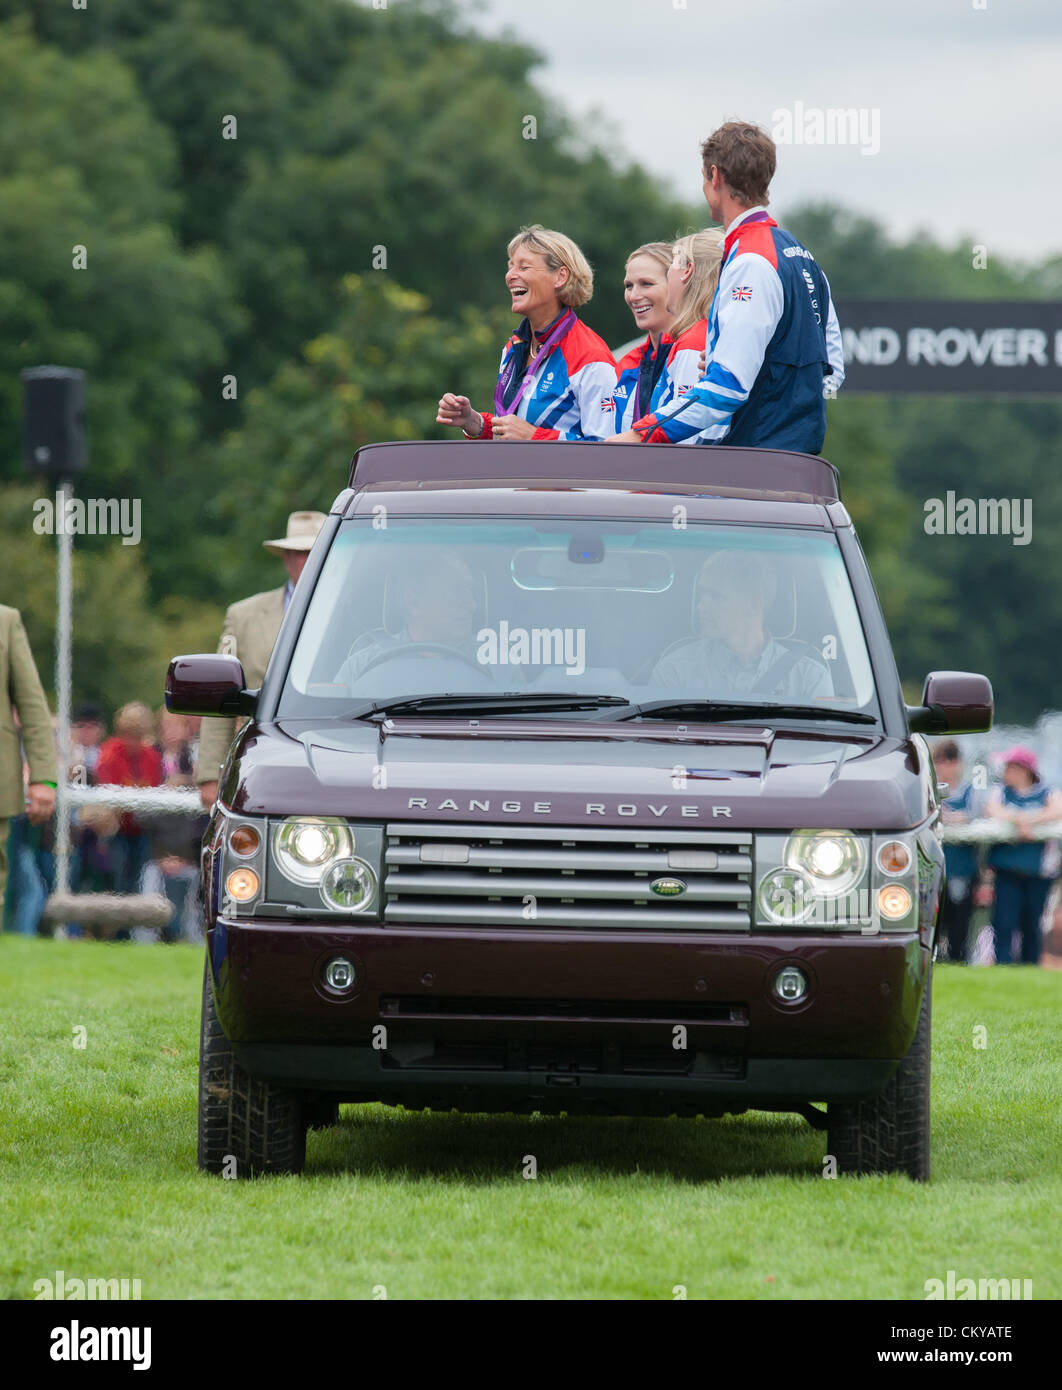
left=336, top=548, right=489, bottom=686
left=650, top=550, right=834, bottom=701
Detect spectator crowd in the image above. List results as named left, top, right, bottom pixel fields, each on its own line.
left=4, top=701, right=207, bottom=942
left=932, top=740, right=1062, bottom=967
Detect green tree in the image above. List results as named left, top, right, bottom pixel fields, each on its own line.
left=0, top=21, right=244, bottom=599
left=200, top=273, right=505, bottom=599
left=0, top=484, right=224, bottom=715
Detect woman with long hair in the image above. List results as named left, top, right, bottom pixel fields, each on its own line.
left=654, top=229, right=725, bottom=422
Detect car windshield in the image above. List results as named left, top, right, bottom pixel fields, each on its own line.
left=276, top=516, right=880, bottom=721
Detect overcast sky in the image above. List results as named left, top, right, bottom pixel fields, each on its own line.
left=461, top=0, right=1061, bottom=263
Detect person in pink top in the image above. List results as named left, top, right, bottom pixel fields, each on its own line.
left=96, top=702, right=163, bottom=906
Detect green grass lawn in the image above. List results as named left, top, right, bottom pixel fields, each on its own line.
left=1, top=937, right=1059, bottom=1300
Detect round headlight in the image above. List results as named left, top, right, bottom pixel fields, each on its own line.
left=878, top=884, right=913, bottom=920
left=225, top=867, right=260, bottom=902
left=784, top=830, right=866, bottom=897
left=320, top=858, right=377, bottom=913
left=273, top=817, right=353, bottom=884
left=757, top=868, right=815, bottom=925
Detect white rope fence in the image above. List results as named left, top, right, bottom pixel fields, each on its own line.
left=43, top=784, right=205, bottom=932
left=938, top=819, right=1062, bottom=844
left=65, top=784, right=204, bottom=815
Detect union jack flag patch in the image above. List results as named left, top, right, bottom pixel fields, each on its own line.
left=732, top=285, right=753, bottom=301
left=600, top=398, right=616, bottom=411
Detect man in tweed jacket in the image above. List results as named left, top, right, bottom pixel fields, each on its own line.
left=196, top=511, right=325, bottom=808
left=0, top=605, right=58, bottom=908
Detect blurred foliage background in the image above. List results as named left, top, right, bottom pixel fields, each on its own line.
left=2, top=0, right=1059, bottom=719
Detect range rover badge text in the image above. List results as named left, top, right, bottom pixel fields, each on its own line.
left=650, top=877, right=687, bottom=897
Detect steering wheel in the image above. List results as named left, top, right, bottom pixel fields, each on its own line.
left=354, top=641, right=492, bottom=679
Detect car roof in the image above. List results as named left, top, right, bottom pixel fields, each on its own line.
left=337, top=483, right=837, bottom=529
left=347, top=440, right=840, bottom=504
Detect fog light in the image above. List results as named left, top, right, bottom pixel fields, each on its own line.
left=774, top=965, right=808, bottom=1003
left=877, top=840, right=911, bottom=875
left=225, top=867, right=259, bottom=902
left=229, top=824, right=261, bottom=857
left=878, top=884, right=912, bottom=919
left=324, top=957, right=357, bottom=991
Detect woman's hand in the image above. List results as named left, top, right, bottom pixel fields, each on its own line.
left=437, top=393, right=481, bottom=435
left=605, top=429, right=643, bottom=445
left=492, top=414, right=538, bottom=441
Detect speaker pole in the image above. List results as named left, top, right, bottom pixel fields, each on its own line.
left=54, top=478, right=73, bottom=908
left=20, top=365, right=87, bottom=928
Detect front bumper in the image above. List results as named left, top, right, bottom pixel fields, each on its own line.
left=209, top=918, right=929, bottom=1110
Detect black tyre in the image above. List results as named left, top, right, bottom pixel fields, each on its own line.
left=197, top=959, right=307, bottom=1177
left=827, top=968, right=931, bottom=1181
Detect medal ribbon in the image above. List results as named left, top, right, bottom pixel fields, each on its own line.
left=493, top=309, right=576, bottom=416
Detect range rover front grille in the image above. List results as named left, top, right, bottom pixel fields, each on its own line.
left=383, top=822, right=752, bottom=930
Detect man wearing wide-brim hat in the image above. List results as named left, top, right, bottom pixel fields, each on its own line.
left=196, top=511, right=326, bottom=809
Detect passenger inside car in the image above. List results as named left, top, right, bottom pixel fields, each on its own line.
left=335, top=548, right=490, bottom=687
left=650, top=551, right=834, bottom=701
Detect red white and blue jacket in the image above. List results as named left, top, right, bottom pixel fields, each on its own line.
left=608, top=332, right=674, bottom=434
left=473, top=311, right=618, bottom=441
left=633, top=209, right=844, bottom=452
left=650, top=320, right=708, bottom=445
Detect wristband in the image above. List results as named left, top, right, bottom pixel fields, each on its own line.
left=465, top=412, right=493, bottom=440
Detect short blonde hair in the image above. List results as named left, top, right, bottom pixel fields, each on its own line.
left=114, top=701, right=155, bottom=742
left=668, top=229, right=725, bottom=340
left=624, top=241, right=673, bottom=278
left=507, top=224, right=594, bottom=308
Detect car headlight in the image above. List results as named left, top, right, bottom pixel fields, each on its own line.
left=320, top=858, right=378, bottom=913
left=757, top=868, right=816, bottom=925
left=272, top=816, right=353, bottom=885
left=784, top=830, right=866, bottom=898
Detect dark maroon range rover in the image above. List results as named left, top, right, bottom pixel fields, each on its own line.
left=168, top=443, right=992, bottom=1180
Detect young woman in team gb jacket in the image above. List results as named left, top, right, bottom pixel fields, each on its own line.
left=607, top=242, right=676, bottom=435
left=650, top=229, right=725, bottom=443
left=437, top=225, right=617, bottom=442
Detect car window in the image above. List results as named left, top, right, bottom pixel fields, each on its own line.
left=277, top=516, right=879, bottom=718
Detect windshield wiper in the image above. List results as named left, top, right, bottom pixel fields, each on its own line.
left=348, top=692, right=632, bottom=720
left=607, top=699, right=878, bottom=725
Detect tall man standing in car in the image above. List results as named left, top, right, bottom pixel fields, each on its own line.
left=608, top=120, right=844, bottom=453
left=0, top=604, right=57, bottom=915
left=196, top=511, right=326, bottom=809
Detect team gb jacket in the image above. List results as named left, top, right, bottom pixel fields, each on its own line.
left=474, top=312, right=618, bottom=442
left=633, top=210, right=845, bottom=452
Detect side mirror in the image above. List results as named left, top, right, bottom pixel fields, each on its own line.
left=905, top=671, right=993, bottom=734
left=166, top=654, right=258, bottom=718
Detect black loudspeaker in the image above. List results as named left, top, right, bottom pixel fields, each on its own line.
left=21, top=366, right=87, bottom=480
